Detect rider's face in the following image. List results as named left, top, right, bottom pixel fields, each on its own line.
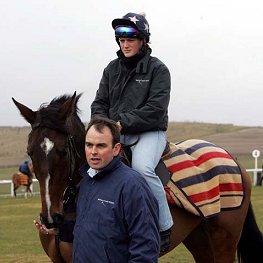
left=119, top=38, right=143, bottom=58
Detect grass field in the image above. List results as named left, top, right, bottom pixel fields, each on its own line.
left=1, top=186, right=263, bottom=263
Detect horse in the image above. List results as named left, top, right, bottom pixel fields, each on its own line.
left=12, top=168, right=34, bottom=198
left=12, top=92, right=263, bottom=263
left=12, top=92, right=86, bottom=262
left=12, top=172, right=32, bottom=198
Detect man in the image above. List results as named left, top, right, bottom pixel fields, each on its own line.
left=19, top=160, right=33, bottom=177
left=73, top=117, right=160, bottom=262
left=91, top=12, right=173, bottom=250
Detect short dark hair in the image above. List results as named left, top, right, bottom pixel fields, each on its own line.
left=86, top=117, right=120, bottom=146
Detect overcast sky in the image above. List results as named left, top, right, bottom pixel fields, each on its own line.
left=1, top=0, right=263, bottom=127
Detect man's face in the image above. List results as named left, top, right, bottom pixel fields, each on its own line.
left=85, top=125, right=120, bottom=170
left=119, top=38, right=143, bottom=58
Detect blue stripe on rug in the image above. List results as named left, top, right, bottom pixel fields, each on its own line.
left=172, top=165, right=241, bottom=188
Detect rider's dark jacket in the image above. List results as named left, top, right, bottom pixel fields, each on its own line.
left=91, top=48, right=171, bottom=134
left=73, top=156, right=160, bottom=263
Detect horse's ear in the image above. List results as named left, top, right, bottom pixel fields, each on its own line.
left=12, top=98, right=37, bottom=125
left=59, top=91, right=77, bottom=120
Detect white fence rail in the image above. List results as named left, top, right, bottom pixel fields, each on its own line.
left=246, top=168, right=263, bottom=186
left=0, top=169, right=262, bottom=197
left=0, top=178, right=39, bottom=197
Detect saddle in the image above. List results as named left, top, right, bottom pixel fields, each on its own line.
left=121, top=139, right=244, bottom=218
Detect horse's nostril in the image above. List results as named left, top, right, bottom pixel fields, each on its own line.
left=52, top=213, right=63, bottom=226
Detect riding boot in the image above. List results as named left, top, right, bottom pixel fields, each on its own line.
left=160, top=228, right=171, bottom=252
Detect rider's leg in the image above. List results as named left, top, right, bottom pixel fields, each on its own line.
left=121, top=131, right=173, bottom=232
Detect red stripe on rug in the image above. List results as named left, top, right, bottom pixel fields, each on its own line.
left=188, top=183, right=243, bottom=204
left=168, top=151, right=232, bottom=173
left=219, top=183, right=243, bottom=192
left=188, top=186, right=219, bottom=203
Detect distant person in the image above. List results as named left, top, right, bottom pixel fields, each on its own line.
left=19, top=160, right=33, bottom=177
left=73, top=117, right=160, bottom=262
left=90, top=12, right=173, bottom=251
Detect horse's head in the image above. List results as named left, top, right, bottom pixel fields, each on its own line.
left=12, top=92, right=86, bottom=228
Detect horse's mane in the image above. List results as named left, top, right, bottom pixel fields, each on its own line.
left=36, top=93, right=84, bottom=134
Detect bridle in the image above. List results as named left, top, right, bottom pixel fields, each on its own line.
left=36, top=127, right=82, bottom=263
left=31, top=123, right=81, bottom=229
left=62, top=135, right=81, bottom=214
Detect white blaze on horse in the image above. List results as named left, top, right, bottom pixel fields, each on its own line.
left=13, top=92, right=263, bottom=263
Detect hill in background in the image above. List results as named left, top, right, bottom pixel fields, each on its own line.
left=167, top=122, right=263, bottom=168
left=0, top=122, right=262, bottom=168
left=0, top=126, right=31, bottom=167
left=167, top=122, right=263, bottom=154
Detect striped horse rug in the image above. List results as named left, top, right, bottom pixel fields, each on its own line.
left=163, top=139, right=244, bottom=218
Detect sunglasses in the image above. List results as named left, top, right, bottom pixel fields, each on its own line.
left=115, top=26, right=139, bottom=38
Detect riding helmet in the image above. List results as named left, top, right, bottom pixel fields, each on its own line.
left=112, top=12, right=150, bottom=43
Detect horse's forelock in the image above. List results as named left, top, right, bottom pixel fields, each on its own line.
left=49, top=94, right=81, bottom=115
left=50, top=94, right=72, bottom=106
left=34, top=94, right=83, bottom=134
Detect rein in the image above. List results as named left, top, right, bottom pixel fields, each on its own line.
left=63, top=135, right=81, bottom=213
left=120, top=136, right=140, bottom=167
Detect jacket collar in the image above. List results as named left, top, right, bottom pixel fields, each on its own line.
left=136, top=48, right=151, bottom=74
left=117, top=47, right=152, bottom=74
left=79, top=156, right=122, bottom=180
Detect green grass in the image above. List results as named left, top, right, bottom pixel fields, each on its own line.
left=0, top=188, right=263, bottom=263
left=0, top=166, right=18, bottom=180
left=0, top=196, right=51, bottom=262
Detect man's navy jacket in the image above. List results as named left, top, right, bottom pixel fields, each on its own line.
left=73, top=156, right=160, bottom=263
